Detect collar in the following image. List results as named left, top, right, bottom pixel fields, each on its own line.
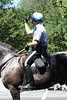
left=35, top=23, right=42, bottom=28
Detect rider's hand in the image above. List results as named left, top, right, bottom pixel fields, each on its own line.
left=25, top=45, right=29, bottom=51
left=24, top=14, right=30, bottom=23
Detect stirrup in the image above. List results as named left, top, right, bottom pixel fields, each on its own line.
left=23, top=83, right=35, bottom=90
left=19, top=83, right=36, bottom=91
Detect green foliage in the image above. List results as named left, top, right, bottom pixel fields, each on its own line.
left=0, top=8, right=32, bottom=50
left=19, top=0, right=48, bottom=12
left=0, top=0, right=14, bottom=9
left=0, top=0, right=67, bottom=54
left=44, top=0, right=67, bottom=54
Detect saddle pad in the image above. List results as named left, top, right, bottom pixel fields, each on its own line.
left=19, top=55, right=26, bottom=69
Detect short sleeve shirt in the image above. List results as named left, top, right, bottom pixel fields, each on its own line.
left=29, top=23, right=48, bottom=46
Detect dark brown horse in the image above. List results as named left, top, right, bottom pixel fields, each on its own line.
left=0, top=43, right=67, bottom=100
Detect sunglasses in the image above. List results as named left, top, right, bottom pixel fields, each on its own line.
left=32, top=19, right=37, bottom=22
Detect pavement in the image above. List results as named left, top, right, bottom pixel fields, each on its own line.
left=0, top=78, right=67, bottom=100
left=0, top=78, right=8, bottom=91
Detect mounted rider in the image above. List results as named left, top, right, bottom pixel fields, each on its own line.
left=19, top=12, right=48, bottom=90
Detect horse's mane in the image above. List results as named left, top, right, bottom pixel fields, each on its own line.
left=0, top=43, right=18, bottom=53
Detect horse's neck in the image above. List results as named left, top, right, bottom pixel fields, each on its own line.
left=0, top=52, right=14, bottom=65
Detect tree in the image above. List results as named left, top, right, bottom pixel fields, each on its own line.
left=44, top=0, right=67, bottom=53
left=0, top=0, right=14, bottom=9
left=0, top=8, right=32, bottom=50
left=19, top=0, right=48, bottom=12
left=0, top=0, right=67, bottom=53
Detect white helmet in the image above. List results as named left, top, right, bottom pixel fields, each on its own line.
left=31, top=12, right=43, bottom=21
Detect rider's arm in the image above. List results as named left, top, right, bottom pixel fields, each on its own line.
left=28, top=40, right=38, bottom=47
left=25, top=22, right=31, bottom=35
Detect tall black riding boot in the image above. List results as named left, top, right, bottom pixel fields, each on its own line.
left=19, top=65, right=35, bottom=90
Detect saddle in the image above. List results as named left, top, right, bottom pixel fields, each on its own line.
left=19, top=54, right=50, bottom=75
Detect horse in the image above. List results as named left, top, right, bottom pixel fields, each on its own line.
left=0, top=43, right=67, bottom=100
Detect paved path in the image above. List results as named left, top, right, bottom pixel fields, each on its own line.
left=0, top=78, right=67, bottom=100
left=0, top=90, right=67, bottom=100
left=0, top=78, right=8, bottom=91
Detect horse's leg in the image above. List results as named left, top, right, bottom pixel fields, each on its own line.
left=9, top=85, right=20, bottom=100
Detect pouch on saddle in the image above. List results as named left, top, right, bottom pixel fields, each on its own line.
left=35, top=56, right=48, bottom=74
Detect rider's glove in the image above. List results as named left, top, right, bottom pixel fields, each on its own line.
left=24, top=14, right=30, bottom=23
left=25, top=45, right=29, bottom=51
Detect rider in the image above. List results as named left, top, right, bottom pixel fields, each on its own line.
left=20, top=12, right=48, bottom=90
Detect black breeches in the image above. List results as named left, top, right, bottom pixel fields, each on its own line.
left=23, top=51, right=41, bottom=67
